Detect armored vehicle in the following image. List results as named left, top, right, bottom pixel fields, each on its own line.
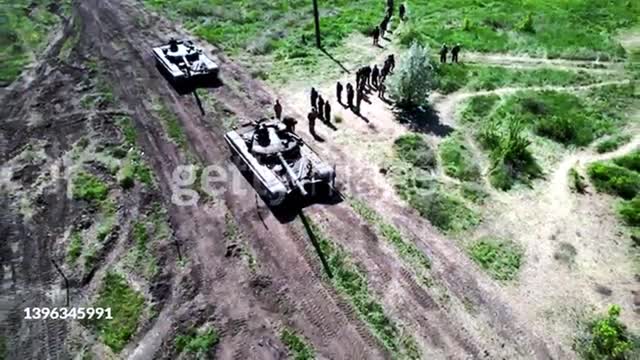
left=225, top=119, right=336, bottom=205
left=153, top=38, right=218, bottom=82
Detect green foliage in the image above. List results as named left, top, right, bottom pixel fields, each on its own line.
left=516, top=12, right=535, bottom=33
left=154, top=100, right=187, bottom=149
left=468, top=237, right=523, bottom=281
left=617, top=196, right=640, bottom=226
left=91, top=272, right=145, bottom=353
left=462, top=17, right=472, bottom=31
left=393, top=133, right=437, bottom=171
left=308, top=220, right=420, bottom=358
left=460, top=182, right=489, bottom=204
left=67, top=231, right=83, bottom=263
left=439, top=134, right=481, bottom=181
left=133, top=222, right=149, bottom=255
left=613, top=150, right=640, bottom=173
left=587, top=162, right=640, bottom=199
left=118, top=150, right=153, bottom=189
left=596, top=134, right=632, bottom=154
left=175, top=327, right=219, bottom=358
left=72, top=172, right=109, bottom=202
left=395, top=20, right=427, bottom=47
left=461, top=95, right=500, bottom=124
left=569, top=167, right=588, bottom=194
left=408, top=191, right=479, bottom=233
left=576, top=305, right=638, bottom=360
left=280, top=328, right=315, bottom=360
left=389, top=42, right=436, bottom=108
left=117, top=116, right=137, bottom=146
left=117, top=162, right=135, bottom=189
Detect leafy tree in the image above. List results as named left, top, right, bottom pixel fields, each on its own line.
left=388, top=42, right=436, bottom=108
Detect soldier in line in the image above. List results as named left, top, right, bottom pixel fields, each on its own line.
left=311, top=87, right=318, bottom=109
left=283, top=116, right=297, bottom=132
left=371, top=65, right=380, bottom=88
left=317, top=95, right=325, bottom=119
left=386, top=54, right=395, bottom=72
left=355, top=68, right=362, bottom=89
left=324, top=101, right=331, bottom=123
left=336, top=81, right=344, bottom=104
left=378, top=82, right=386, bottom=100
left=274, top=99, right=282, bottom=119
left=346, top=83, right=355, bottom=108
left=362, top=66, right=372, bottom=88
left=399, top=3, right=406, bottom=21
left=380, top=65, right=389, bottom=84
left=451, top=43, right=461, bottom=63
left=307, top=109, right=317, bottom=134
left=373, top=26, right=380, bottom=46
left=387, top=0, right=394, bottom=14
left=380, top=17, right=389, bottom=38
left=439, top=44, right=448, bottom=63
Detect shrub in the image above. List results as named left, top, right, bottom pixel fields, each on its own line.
left=73, top=172, right=109, bottom=202
left=67, top=232, right=83, bottom=263
left=388, top=42, right=436, bottom=108
left=468, top=237, right=523, bottom=280
left=569, top=167, right=587, bottom=194
left=175, top=327, right=219, bottom=357
left=439, top=135, right=481, bottom=181
left=516, top=12, right=535, bottom=33
left=409, top=191, right=479, bottom=233
left=281, top=328, right=315, bottom=360
left=535, top=113, right=594, bottom=146
left=460, top=182, right=489, bottom=204
left=617, top=196, right=640, bottom=226
left=613, top=150, right=640, bottom=173
left=395, top=21, right=427, bottom=47
left=587, top=162, right=640, bottom=199
left=596, top=134, right=632, bottom=154
left=393, top=133, right=437, bottom=170
left=462, top=17, right=472, bottom=31
left=461, top=94, right=500, bottom=123
left=575, top=305, right=636, bottom=359
left=117, top=163, right=135, bottom=189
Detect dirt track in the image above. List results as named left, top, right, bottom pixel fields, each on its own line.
left=0, top=0, right=576, bottom=358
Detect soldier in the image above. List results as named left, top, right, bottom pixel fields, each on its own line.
left=324, top=101, right=331, bottom=123
left=380, top=65, right=389, bottom=84
left=283, top=116, right=297, bottom=132
left=336, top=81, right=344, bottom=104
left=372, top=65, right=380, bottom=88
left=387, top=0, right=394, bottom=14
left=317, top=95, right=325, bottom=119
left=273, top=99, right=282, bottom=119
left=307, top=109, right=317, bottom=134
left=439, top=44, right=448, bottom=63
left=380, top=17, right=389, bottom=37
left=451, top=43, right=461, bottom=63
left=346, top=83, right=355, bottom=108
left=362, top=66, right=372, bottom=87
left=355, top=68, right=362, bottom=89
left=378, top=82, right=386, bottom=100
left=387, top=54, right=395, bottom=72
left=399, top=3, right=406, bottom=21
left=373, top=26, right=380, bottom=46
left=311, top=87, right=318, bottom=109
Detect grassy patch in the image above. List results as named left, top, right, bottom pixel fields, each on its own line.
left=393, top=133, right=437, bottom=171
left=439, top=134, right=481, bottom=181
left=67, top=231, right=83, bottom=264
left=460, top=182, right=489, bottom=204
left=153, top=100, right=187, bottom=149
left=350, top=198, right=431, bottom=275
left=72, top=172, right=109, bottom=202
left=175, top=327, right=219, bottom=358
left=587, top=161, right=640, bottom=199
left=307, top=219, right=420, bottom=359
left=596, top=134, right=632, bottom=154
left=617, top=196, right=640, bottom=226
left=575, top=305, right=640, bottom=359
left=280, top=328, right=314, bottom=360
left=613, top=149, right=640, bottom=173
left=117, top=116, right=137, bottom=147
left=409, top=191, right=480, bottom=233
left=461, top=94, right=501, bottom=124
left=90, top=271, right=145, bottom=353
left=118, top=150, right=154, bottom=189
left=468, top=236, right=523, bottom=281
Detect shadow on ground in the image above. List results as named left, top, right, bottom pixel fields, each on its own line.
left=394, top=105, right=454, bottom=136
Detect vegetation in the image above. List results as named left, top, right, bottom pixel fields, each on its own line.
left=613, top=150, right=640, bottom=173
left=408, top=191, right=480, bottom=233
left=461, top=94, right=500, bottom=124
left=617, top=196, right=640, bottom=227
left=72, top=172, right=109, bottom=202
left=569, top=167, right=588, bottom=194
left=468, top=237, right=523, bottom=281
left=175, top=327, right=219, bottom=358
left=307, top=220, right=420, bottom=359
left=67, top=231, right=83, bottom=263
left=393, top=133, right=436, bottom=171
left=90, top=271, right=145, bottom=353
left=154, top=100, right=187, bottom=149
left=118, top=150, right=153, bottom=189
left=587, top=162, right=640, bottom=200
left=280, top=328, right=315, bottom=360
left=596, top=134, right=632, bottom=154
left=460, top=182, right=489, bottom=204
left=575, top=305, right=639, bottom=359
left=388, top=42, right=436, bottom=108
left=439, top=134, right=481, bottom=181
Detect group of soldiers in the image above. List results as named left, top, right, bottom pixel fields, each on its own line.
left=305, top=88, right=333, bottom=135
left=336, top=54, right=395, bottom=114
left=373, top=0, right=407, bottom=45
left=439, top=43, right=462, bottom=63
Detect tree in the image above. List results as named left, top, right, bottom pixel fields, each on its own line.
left=388, top=42, right=436, bottom=108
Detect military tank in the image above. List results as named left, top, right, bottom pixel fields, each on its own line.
left=152, top=38, right=219, bottom=82
left=225, top=119, right=336, bottom=205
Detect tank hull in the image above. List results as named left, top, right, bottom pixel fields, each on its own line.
left=152, top=39, right=219, bottom=82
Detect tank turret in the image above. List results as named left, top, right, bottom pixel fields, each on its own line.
left=153, top=38, right=219, bottom=83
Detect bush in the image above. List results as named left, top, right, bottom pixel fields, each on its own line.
left=73, top=172, right=109, bottom=202
left=535, top=113, right=594, bottom=146
left=175, top=327, right=219, bottom=357
left=439, top=135, right=481, bottom=181
left=613, top=150, right=640, bottom=173
left=393, top=133, right=437, bottom=170
left=596, top=134, right=632, bottom=154
left=516, top=12, right=535, bottom=33
left=576, top=305, right=637, bottom=359
left=395, top=21, right=427, bottom=47
left=587, top=162, right=640, bottom=199
left=461, top=94, right=500, bottom=123
left=460, top=182, right=489, bottom=204
left=409, top=191, right=479, bottom=233
left=569, top=167, right=587, bottom=194
left=617, top=196, right=640, bottom=226
left=117, top=163, right=135, bottom=189
left=388, top=42, right=436, bottom=108
left=468, top=237, right=523, bottom=280
left=281, top=329, right=315, bottom=360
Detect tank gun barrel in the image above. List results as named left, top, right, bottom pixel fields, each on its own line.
left=277, top=152, right=308, bottom=196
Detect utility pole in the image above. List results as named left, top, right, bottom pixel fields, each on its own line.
left=312, top=0, right=321, bottom=48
